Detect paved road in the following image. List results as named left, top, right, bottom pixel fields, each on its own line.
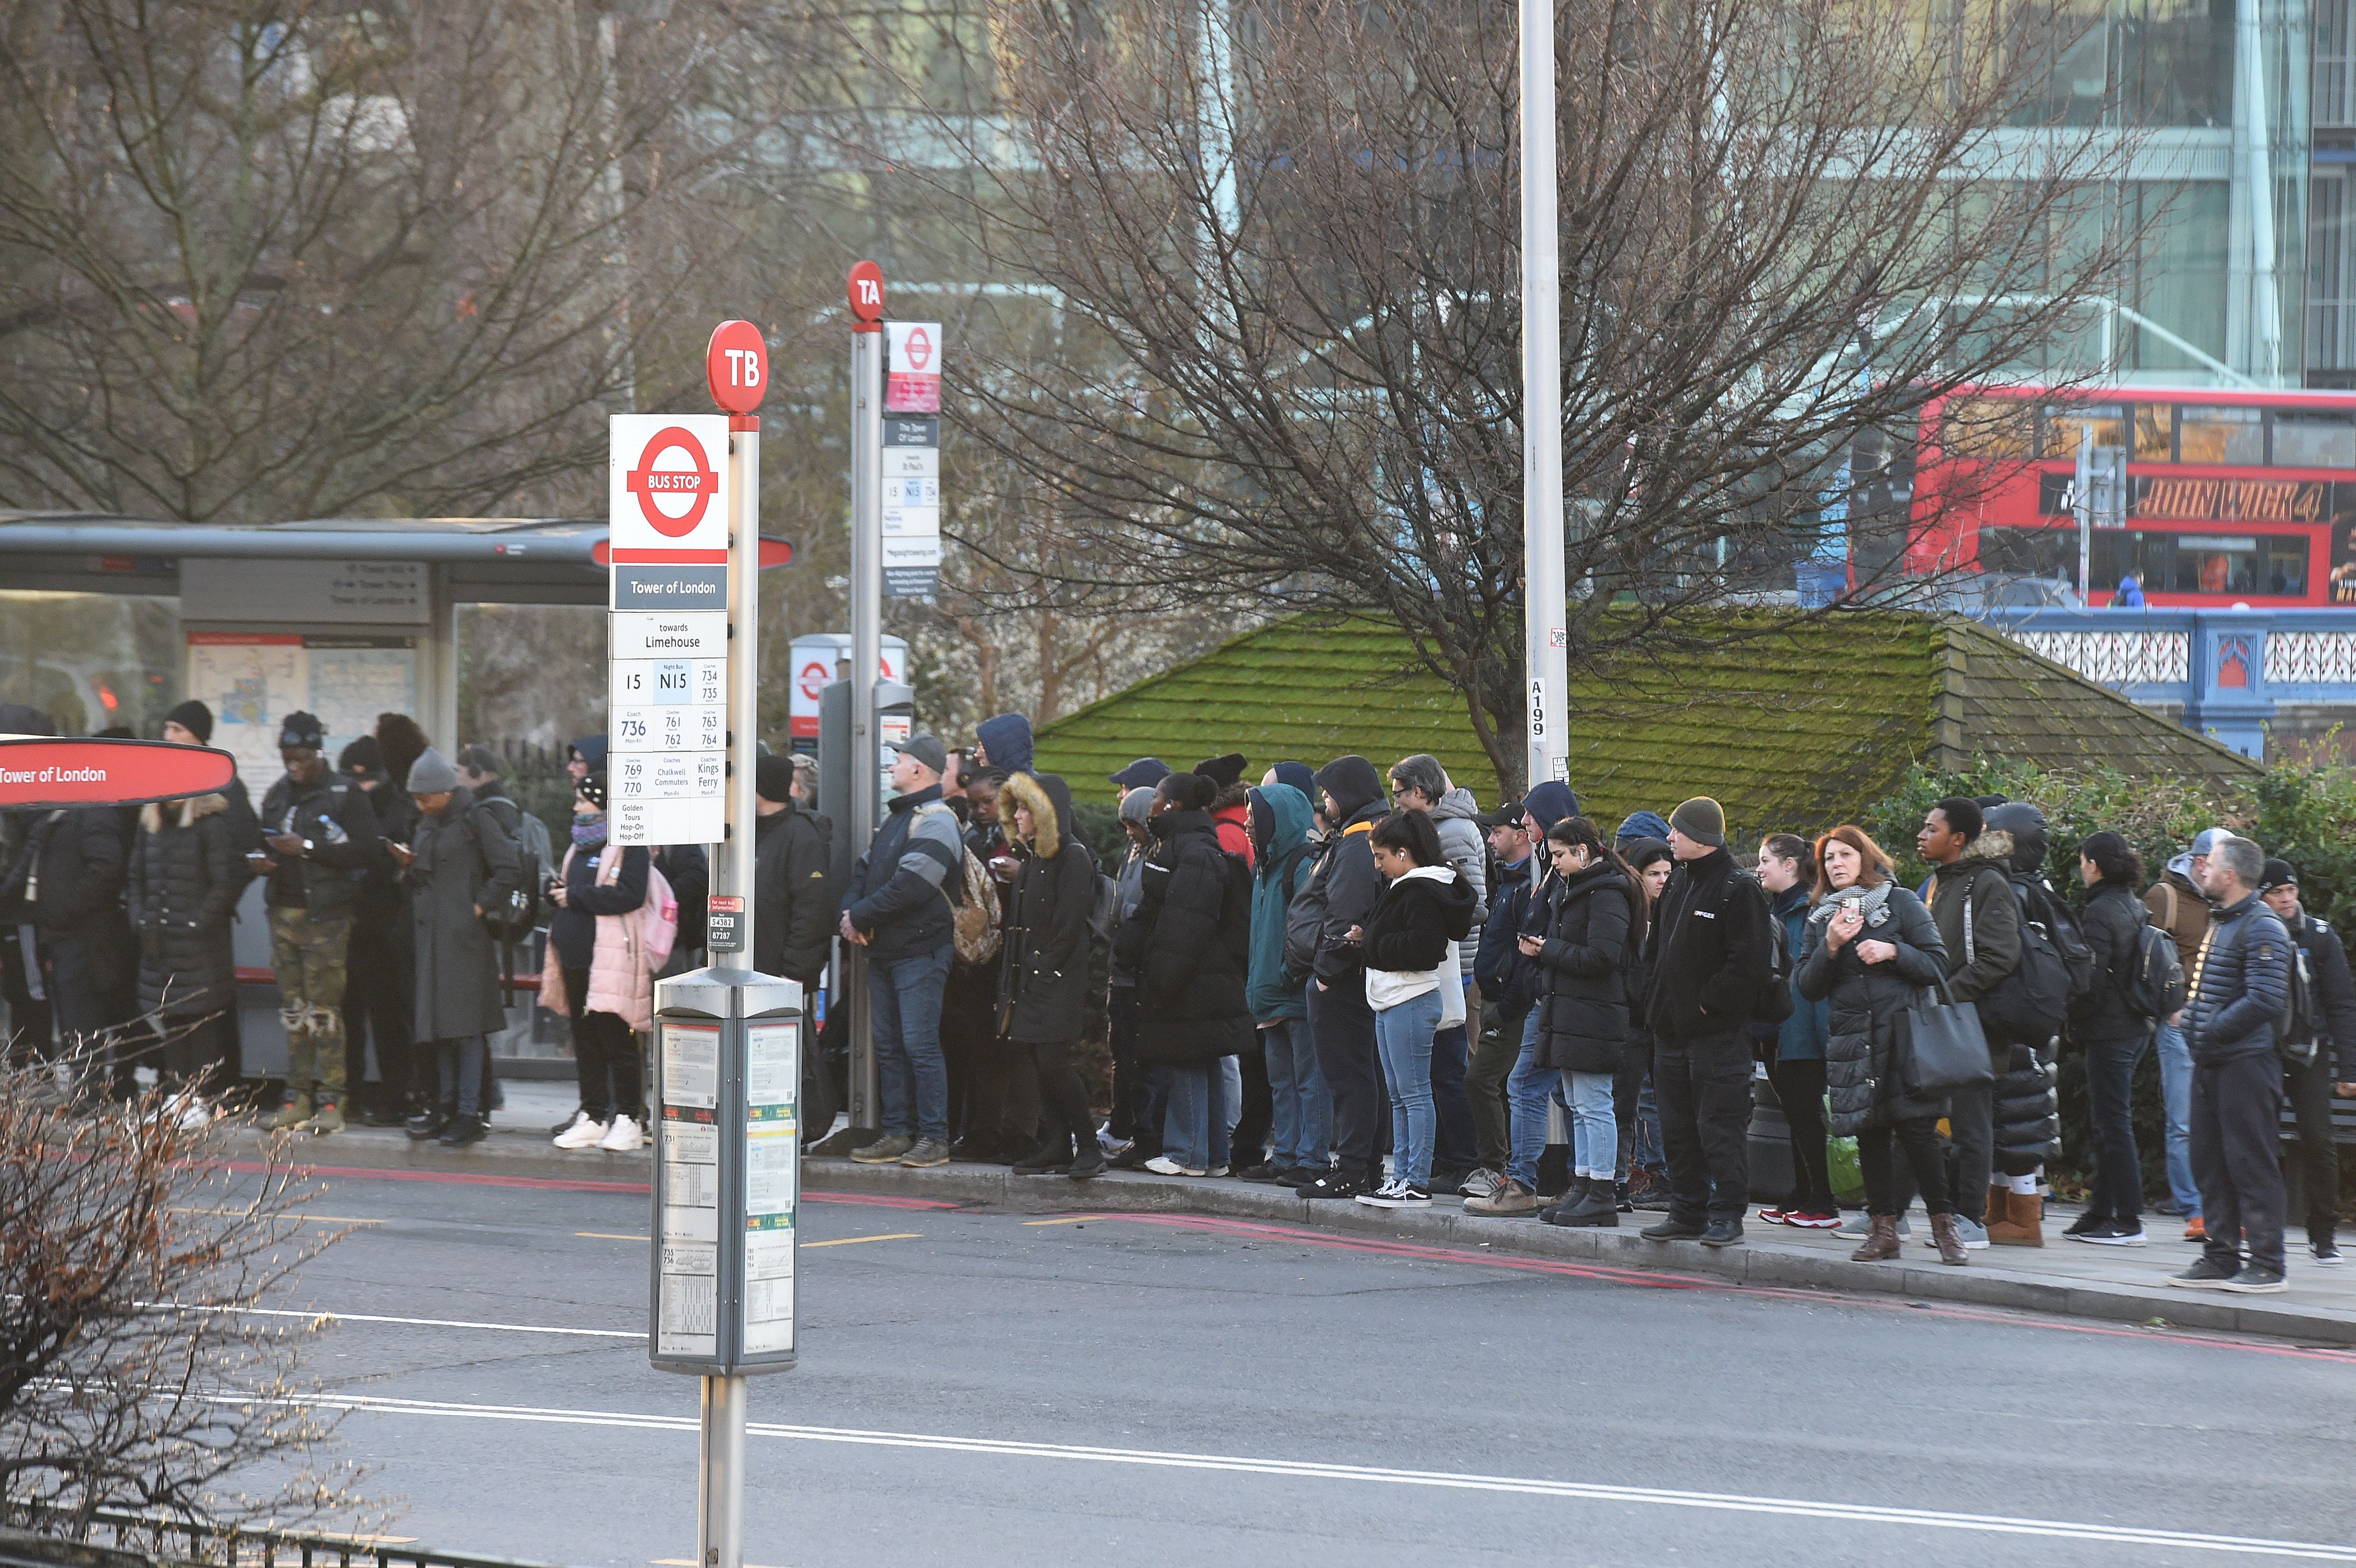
left=243, top=1164, right=2356, bottom=1567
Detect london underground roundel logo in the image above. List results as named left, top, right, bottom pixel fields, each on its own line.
left=626, top=426, right=719, bottom=536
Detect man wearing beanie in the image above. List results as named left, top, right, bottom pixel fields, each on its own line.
left=393, top=750, right=519, bottom=1146
left=1639, top=796, right=1772, bottom=1247
left=162, top=698, right=261, bottom=883
left=1291, top=754, right=1390, bottom=1198
left=252, top=710, right=381, bottom=1135
left=753, top=752, right=835, bottom=990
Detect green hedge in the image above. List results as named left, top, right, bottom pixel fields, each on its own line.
left=1857, top=751, right=2356, bottom=1210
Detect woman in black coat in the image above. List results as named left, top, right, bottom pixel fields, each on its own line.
left=1526, top=817, right=1643, bottom=1227
left=1114, top=772, right=1253, bottom=1177
left=999, top=772, right=1105, bottom=1179
left=127, top=790, right=240, bottom=1123
left=2067, top=832, right=2157, bottom=1245
left=1795, top=825, right=1965, bottom=1265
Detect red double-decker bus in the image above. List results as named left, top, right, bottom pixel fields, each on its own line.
left=1904, top=386, right=2356, bottom=607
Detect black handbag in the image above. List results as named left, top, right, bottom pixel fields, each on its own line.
left=1897, top=976, right=1994, bottom=1099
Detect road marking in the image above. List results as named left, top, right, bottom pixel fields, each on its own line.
left=278, top=1392, right=2356, bottom=1560
left=169, top=1206, right=385, bottom=1224
left=802, top=1232, right=920, bottom=1249
left=218, top=1160, right=960, bottom=1208
left=204, top=1307, right=639, bottom=1339
left=1021, top=1217, right=1092, bottom=1226
left=578, top=1232, right=650, bottom=1241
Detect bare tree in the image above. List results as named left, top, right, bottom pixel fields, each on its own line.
left=899, top=0, right=2143, bottom=789
left=0, top=0, right=788, bottom=524
left=0, top=1044, right=350, bottom=1536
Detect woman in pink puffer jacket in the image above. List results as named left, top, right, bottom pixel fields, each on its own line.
left=542, top=771, right=675, bottom=1151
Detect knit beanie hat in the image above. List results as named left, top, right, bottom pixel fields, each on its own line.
left=755, top=752, right=793, bottom=804
left=1669, top=796, right=1726, bottom=848
left=578, top=770, right=608, bottom=809
left=278, top=710, right=326, bottom=750
left=339, top=735, right=384, bottom=777
left=164, top=699, right=215, bottom=744
left=1194, top=752, right=1247, bottom=789
left=406, top=748, right=460, bottom=796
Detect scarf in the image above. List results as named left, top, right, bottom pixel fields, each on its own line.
left=1807, top=877, right=1894, bottom=931
left=572, top=812, right=609, bottom=849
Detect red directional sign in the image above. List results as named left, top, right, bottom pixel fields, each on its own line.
left=705, top=320, right=768, bottom=415
left=847, top=260, right=885, bottom=323
left=0, top=738, right=237, bottom=809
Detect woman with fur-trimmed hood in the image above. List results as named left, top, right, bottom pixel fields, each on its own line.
left=996, top=771, right=1106, bottom=1178
left=127, top=789, right=241, bottom=1122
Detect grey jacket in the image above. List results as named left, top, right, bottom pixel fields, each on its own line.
left=1431, top=788, right=1488, bottom=980
left=404, top=799, right=521, bottom=1042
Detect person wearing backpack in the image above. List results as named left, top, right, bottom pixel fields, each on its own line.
left=2068, top=832, right=2162, bottom=1245
left=539, top=771, right=669, bottom=1154
left=2145, top=828, right=2222, bottom=1239
left=392, top=750, right=520, bottom=1149
left=1982, top=802, right=2071, bottom=1246
left=1918, top=796, right=2022, bottom=1249
left=1246, top=781, right=1328, bottom=1185
left=841, top=734, right=966, bottom=1168
left=995, top=772, right=1105, bottom=1179
left=2259, top=858, right=2356, bottom=1265
left=2169, top=834, right=2293, bottom=1293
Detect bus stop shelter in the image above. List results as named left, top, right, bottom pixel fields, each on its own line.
left=0, top=512, right=614, bottom=1082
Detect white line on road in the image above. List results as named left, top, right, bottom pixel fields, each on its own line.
left=205, top=1308, right=640, bottom=1339
left=277, top=1391, right=2356, bottom=1560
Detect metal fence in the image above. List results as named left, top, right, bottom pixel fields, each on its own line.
left=7, top=1509, right=571, bottom=1568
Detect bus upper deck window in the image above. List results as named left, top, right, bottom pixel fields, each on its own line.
left=1939, top=397, right=2033, bottom=459
left=2042, top=405, right=2126, bottom=459
left=2272, top=411, right=2356, bottom=470
left=2134, top=405, right=2172, bottom=461
left=2179, top=406, right=2263, bottom=465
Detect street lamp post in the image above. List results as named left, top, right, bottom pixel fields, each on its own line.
left=1520, top=0, right=1568, bottom=791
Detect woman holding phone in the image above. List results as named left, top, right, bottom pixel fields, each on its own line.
left=1794, top=825, right=1964, bottom=1265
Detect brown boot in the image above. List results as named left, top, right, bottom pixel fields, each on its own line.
left=1988, top=1188, right=2044, bottom=1246
left=1930, top=1211, right=1971, bottom=1265
left=1848, top=1213, right=1900, bottom=1262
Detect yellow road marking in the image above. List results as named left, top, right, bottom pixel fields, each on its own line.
left=1021, top=1216, right=1100, bottom=1226
left=576, top=1232, right=649, bottom=1241
left=803, top=1232, right=919, bottom=1248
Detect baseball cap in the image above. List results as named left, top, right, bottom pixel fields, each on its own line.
left=1478, top=799, right=1526, bottom=829
left=890, top=732, right=949, bottom=775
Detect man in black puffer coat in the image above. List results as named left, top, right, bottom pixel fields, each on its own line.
left=127, top=790, right=241, bottom=1095
left=999, top=773, right=1106, bottom=1177
left=1640, top=797, right=1771, bottom=1248
left=1290, top=755, right=1391, bottom=1199
left=10, top=798, right=137, bottom=1047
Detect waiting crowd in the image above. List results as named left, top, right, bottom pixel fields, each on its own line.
left=4, top=695, right=2352, bottom=1296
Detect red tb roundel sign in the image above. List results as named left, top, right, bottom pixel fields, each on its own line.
left=706, top=319, right=768, bottom=415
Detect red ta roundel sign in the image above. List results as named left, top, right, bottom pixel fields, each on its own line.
left=705, top=319, right=768, bottom=414
left=847, top=260, right=885, bottom=322
left=626, top=425, right=720, bottom=537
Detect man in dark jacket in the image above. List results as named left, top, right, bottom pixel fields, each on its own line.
left=1920, top=796, right=2022, bottom=1244
left=0, top=703, right=59, bottom=1061
left=1638, top=796, right=1771, bottom=1247
left=753, top=754, right=834, bottom=989
left=1291, top=754, right=1389, bottom=1199
left=2169, top=834, right=2294, bottom=1292
left=1462, top=800, right=1531, bottom=1199
left=252, top=711, right=381, bottom=1134
left=1464, top=780, right=1578, bottom=1216
left=160, top=699, right=254, bottom=1078
left=8, top=795, right=136, bottom=1049
left=392, top=750, right=519, bottom=1147
left=841, top=734, right=965, bottom=1167
left=2259, top=858, right=2356, bottom=1265
left=337, top=735, right=417, bottom=1124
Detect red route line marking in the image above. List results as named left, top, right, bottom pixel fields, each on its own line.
left=216, top=1160, right=958, bottom=1209
left=1051, top=1211, right=2356, bottom=1366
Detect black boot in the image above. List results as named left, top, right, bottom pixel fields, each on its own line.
left=1067, top=1134, right=1106, bottom=1180
left=1559, top=1179, right=1621, bottom=1227
left=1012, top=1136, right=1074, bottom=1175
left=1540, top=1175, right=1593, bottom=1225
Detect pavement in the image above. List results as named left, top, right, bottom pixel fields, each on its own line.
left=233, top=1080, right=2356, bottom=1348
left=224, top=1144, right=2356, bottom=1567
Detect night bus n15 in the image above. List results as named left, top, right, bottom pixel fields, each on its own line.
left=1901, top=385, right=2356, bottom=608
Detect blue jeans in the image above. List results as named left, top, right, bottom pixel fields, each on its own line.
left=1263, top=1016, right=1329, bottom=1169
left=436, top=1034, right=487, bottom=1118
left=1375, top=990, right=1442, bottom=1186
left=1164, top=1061, right=1233, bottom=1170
left=2156, top=1019, right=2200, bottom=1216
left=1563, top=1069, right=1616, bottom=1178
left=1505, top=1010, right=1553, bottom=1188
left=871, top=944, right=953, bottom=1141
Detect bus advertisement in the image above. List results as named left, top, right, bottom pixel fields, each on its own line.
left=1904, top=386, right=2356, bottom=608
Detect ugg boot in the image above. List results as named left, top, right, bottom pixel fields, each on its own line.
left=1849, top=1214, right=1901, bottom=1262
left=1988, top=1188, right=2044, bottom=1246
left=1930, top=1211, right=1972, bottom=1265
left=265, top=1093, right=314, bottom=1132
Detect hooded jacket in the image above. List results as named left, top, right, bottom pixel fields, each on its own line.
left=1429, top=787, right=1488, bottom=979
left=2145, top=858, right=2211, bottom=970
left=753, top=802, right=835, bottom=987
left=995, top=772, right=1098, bottom=1044
left=2286, top=911, right=2356, bottom=1079
left=1531, top=859, right=1640, bottom=1073
left=1115, top=806, right=1254, bottom=1064
left=1925, top=829, right=2022, bottom=1008
left=404, top=793, right=521, bottom=1042
left=127, top=793, right=239, bottom=1023
left=570, top=734, right=609, bottom=774
left=1246, top=783, right=1316, bottom=1021
left=1473, top=845, right=1539, bottom=1018
left=974, top=713, right=1035, bottom=776
left=1294, top=756, right=1388, bottom=987
left=1361, top=864, right=1478, bottom=1010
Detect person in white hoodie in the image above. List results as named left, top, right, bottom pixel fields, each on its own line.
left=1389, top=754, right=1486, bottom=1188
left=1348, top=809, right=1478, bottom=1208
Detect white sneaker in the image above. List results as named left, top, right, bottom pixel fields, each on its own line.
left=1096, top=1121, right=1133, bottom=1159
left=554, top=1112, right=610, bottom=1150
left=1144, top=1155, right=1207, bottom=1177
left=1357, top=1179, right=1404, bottom=1208
left=175, top=1097, right=213, bottom=1130
left=597, top=1114, right=645, bottom=1152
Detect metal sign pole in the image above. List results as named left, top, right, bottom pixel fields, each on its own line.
left=847, top=269, right=885, bottom=1132
left=1519, top=0, right=1569, bottom=791
left=2075, top=426, right=2093, bottom=606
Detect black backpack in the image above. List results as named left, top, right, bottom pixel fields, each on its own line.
left=1976, top=876, right=2089, bottom=1041
left=474, top=795, right=545, bottom=943
left=2281, top=927, right=2320, bottom=1069
left=2118, top=922, right=2188, bottom=1022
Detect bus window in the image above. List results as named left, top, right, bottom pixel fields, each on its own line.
left=2272, top=410, right=2356, bottom=469
left=2043, top=404, right=2126, bottom=459
left=2179, top=405, right=2262, bottom=465
left=1939, top=397, right=2033, bottom=459
left=2090, top=532, right=2311, bottom=597
left=2134, top=405, right=2172, bottom=462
